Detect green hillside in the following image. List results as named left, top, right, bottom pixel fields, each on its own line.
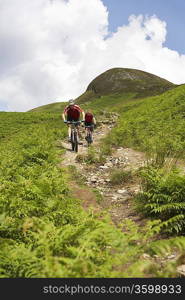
left=0, top=68, right=185, bottom=278
left=28, top=68, right=177, bottom=113
left=1, top=109, right=185, bottom=278
left=77, top=68, right=176, bottom=105
left=29, top=101, right=66, bottom=113
left=0, top=111, right=61, bottom=140
left=106, top=84, right=185, bottom=159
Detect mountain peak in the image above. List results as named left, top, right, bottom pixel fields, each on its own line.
left=86, top=67, right=175, bottom=97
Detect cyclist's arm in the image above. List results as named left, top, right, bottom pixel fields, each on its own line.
left=62, top=113, right=65, bottom=120
left=93, top=116, right=96, bottom=125
left=81, top=111, right=85, bottom=120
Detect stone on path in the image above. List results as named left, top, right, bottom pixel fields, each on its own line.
left=117, top=189, right=129, bottom=195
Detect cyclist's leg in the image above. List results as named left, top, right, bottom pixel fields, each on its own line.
left=67, top=116, right=72, bottom=142
left=85, top=124, right=89, bottom=140
left=84, top=122, right=89, bottom=137
left=76, top=125, right=83, bottom=144
left=76, top=120, right=83, bottom=140
left=89, top=123, right=94, bottom=142
left=68, top=125, right=72, bottom=141
left=90, top=127, right=93, bottom=142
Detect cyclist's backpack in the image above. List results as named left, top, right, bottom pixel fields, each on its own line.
left=85, top=112, right=93, bottom=122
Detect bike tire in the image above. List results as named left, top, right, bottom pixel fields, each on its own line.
left=87, top=133, right=91, bottom=146
left=87, top=133, right=92, bottom=146
left=74, top=132, right=78, bottom=152
left=71, top=132, right=75, bottom=151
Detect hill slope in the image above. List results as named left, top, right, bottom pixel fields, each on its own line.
left=1, top=70, right=185, bottom=279
left=77, top=68, right=176, bottom=104
left=29, top=101, right=67, bottom=113
left=105, top=84, right=185, bottom=160
left=29, top=68, right=177, bottom=112
left=87, top=68, right=175, bottom=95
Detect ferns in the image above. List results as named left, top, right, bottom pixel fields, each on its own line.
left=136, top=166, right=185, bottom=234
left=0, top=112, right=184, bottom=278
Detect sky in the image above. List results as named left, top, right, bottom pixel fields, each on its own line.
left=103, top=0, right=185, bottom=54
left=0, top=0, right=185, bottom=112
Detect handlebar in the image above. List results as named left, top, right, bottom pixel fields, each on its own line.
left=64, top=120, right=82, bottom=125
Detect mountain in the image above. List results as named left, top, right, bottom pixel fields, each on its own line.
left=76, top=68, right=176, bottom=104
left=29, top=68, right=177, bottom=112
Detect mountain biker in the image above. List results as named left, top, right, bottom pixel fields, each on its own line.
left=62, top=99, right=85, bottom=142
left=84, top=110, right=96, bottom=142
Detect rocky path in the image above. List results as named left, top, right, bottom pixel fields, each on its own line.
left=83, top=147, right=146, bottom=227
left=59, top=118, right=184, bottom=276
left=60, top=120, right=146, bottom=228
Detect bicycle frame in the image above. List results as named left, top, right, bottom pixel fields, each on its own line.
left=67, top=121, right=81, bottom=152
left=85, top=125, right=93, bottom=146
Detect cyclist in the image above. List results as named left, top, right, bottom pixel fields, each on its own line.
left=84, top=110, right=96, bottom=143
left=62, top=99, right=85, bottom=142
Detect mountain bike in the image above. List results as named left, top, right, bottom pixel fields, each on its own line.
left=65, top=121, right=81, bottom=152
left=85, top=125, right=94, bottom=146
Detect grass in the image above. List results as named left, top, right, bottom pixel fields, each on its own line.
left=2, top=113, right=181, bottom=277
left=86, top=68, right=175, bottom=98
left=104, top=85, right=185, bottom=161
left=110, top=169, right=133, bottom=185
left=0, top=69, right=185, bottom=277
left=29, top=102, right=67, bottom=113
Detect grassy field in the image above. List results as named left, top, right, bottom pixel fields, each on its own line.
left=0, top=67, right=185, bottom=277
left=105, top=85, right=185, bottom=160
left=0, top=110, right=184, bottom=277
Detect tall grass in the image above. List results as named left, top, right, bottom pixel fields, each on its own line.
left=0, top=112, right=184, bottom=277
left=106, top=85, right=185, bottom=161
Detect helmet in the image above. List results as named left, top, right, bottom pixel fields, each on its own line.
left=68, top=99, right=74, bottom=105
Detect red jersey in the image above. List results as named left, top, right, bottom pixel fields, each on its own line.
left=64, top=104, right=83, bottom=120
left=85, top=112, right=93, bottom=122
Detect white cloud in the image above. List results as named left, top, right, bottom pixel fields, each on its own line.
left=0, top=0, right=185, bottom=111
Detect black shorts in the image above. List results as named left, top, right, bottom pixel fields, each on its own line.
left=85, top=122, right=94, bottom=131
left=67, top=116, right=80, bottom=122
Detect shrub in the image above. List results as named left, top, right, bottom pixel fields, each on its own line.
left=110, top=169, right=133, bottom=185
left=136, top=166, right=185, bottom=234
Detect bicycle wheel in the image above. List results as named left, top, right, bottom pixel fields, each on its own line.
left=74, top=131, right=78, bottom=152
left=87, top=133, right=90, bottom=146
left=87, top=132, right=93, bottom=146
left=71, top=132, right=75, bottom=151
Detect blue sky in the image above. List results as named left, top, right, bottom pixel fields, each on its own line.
left=103, top=0, right=185, bottom=54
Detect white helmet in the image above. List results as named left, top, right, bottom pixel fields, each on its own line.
left=68, top=99, right=74, bottom=105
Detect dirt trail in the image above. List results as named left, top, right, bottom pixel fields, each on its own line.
left=60, top=121, right=147, bottom=228
left=61, top=123, right=110, bottom=170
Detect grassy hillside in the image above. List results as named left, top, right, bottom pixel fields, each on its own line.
left=0, top=111, right=62, bottom=140
left=105, top=84, right=185, bottom=160
left=0, top=68, right=185, bottom=278
left=99, top=85, right=185, bottom=236
left=0, top=111, right=185, bottom=278
left=77, top=68, right=176, bottom=104
left=28, top=68, right=177, bottom=113
left=29, top=101, right=67, bottom=113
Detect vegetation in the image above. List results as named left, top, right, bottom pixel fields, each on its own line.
left=0, top=112, right=61, bottom=140
left=106, top=85, right=185, bottom=162
left=0, top=111, right=184, bottom=278
left=99, top=83, right=185, bottom=238
left=136, top=166, right=185, bottom=235
left=83, top=67, right=176, bottom=99
left=29, top=102, right=66, bottom=113
left=110, top=169, right=133, bottom=185
left=0, top=68, right=185, bottom=278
